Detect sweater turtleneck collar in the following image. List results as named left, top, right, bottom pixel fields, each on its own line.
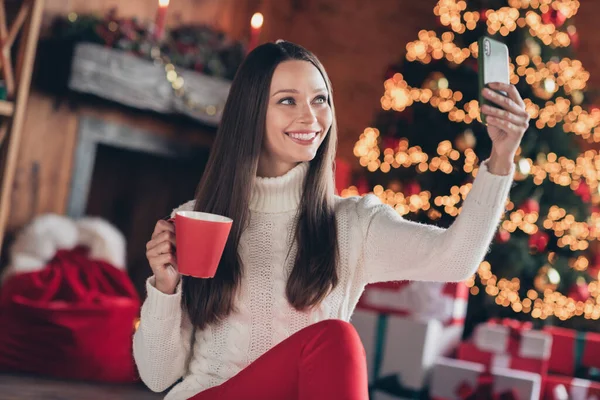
left=249, top=162, right=309, bottom=213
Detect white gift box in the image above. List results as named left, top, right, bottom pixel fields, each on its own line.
left=429, top=357, right=542, bottom=400
left=473, top=322, right=552, bottom=360
left=358, top=281, right=469, bottom=326
left=351, top=309, right=463, bottom=392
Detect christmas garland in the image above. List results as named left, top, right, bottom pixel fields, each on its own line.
left=35, top=9, right=245, bottom=102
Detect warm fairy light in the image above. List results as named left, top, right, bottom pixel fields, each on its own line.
left=159, top=0, right=169, bottom=6
left=382, top=72, right=481, bottom=124
left=405, top=30, right=475, bottom=65
left=381, top=70, right=600, bottom=141
left=347, top=0, right=596, bottom=321
left=486, top=7, right=520, bottom=36
left=433, top=0, right=579, bottom=47
left=251, top=12, right=264, bottom=29
left=347, top=128, right=600, bottom=319
left=508, top=0, right=580, bottom=19
left=515, top=55, right=589, bottom=100
left=473, top=260, right=600, bottom=321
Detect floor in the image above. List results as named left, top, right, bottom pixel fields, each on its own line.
left=0, top=374, right=164, bottom=400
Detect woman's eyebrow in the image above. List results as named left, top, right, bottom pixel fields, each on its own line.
left=271, top=87, right=327, bottom=97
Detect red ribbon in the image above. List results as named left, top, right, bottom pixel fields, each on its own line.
left=489, top=318, right=533, bottom=356
left=456, top=373, right=520, bottom=400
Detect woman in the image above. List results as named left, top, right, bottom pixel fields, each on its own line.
left=134, top=41, right=529, bottom=400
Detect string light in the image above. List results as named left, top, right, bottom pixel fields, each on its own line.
left=434, top=0, right=579, bottom=46
left=353, top=0, right=595, bottom=321
left=467, top=260, right=600, bottom=321
left=384, top=69, right=600, bottom=142
left=515, top=54, right=589, bottom=100
left=151, top=47, right=220, bottom=118
left=406, top=30, right=475, bottom=65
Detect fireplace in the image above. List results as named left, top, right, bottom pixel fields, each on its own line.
left=67, top=116, right=210, bottom=294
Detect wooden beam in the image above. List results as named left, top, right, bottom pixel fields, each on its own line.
left=0, top=1, right=14, bottom=99
left=0, top=0, right=44, bottom=252
left=7, top=1, right=31, bottom=49
left=0, top=120, right=8, bottom=146
left=0, top=100, right=13, bottom=116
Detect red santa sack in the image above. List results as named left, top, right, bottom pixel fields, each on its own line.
left=0, top=215, right=140, bottom=382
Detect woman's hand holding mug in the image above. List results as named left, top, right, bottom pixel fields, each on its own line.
left=146, top=219, right=180, bottom=295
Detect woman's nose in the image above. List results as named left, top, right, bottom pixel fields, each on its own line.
left=298, top=103, right=318, bottom=124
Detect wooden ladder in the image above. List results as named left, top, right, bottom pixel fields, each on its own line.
left=0, top=0, right=45, bottom=256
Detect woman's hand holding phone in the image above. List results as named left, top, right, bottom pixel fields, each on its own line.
left=481, top=82, right=530, bottom=163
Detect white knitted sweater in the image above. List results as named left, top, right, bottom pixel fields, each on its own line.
left=133, top=160, right=514, bottom=399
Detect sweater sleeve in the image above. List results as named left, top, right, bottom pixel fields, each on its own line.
left=133, top=276, right=194, bottom=392
left=133, top=200, right=197, bottom=392
left=357, top=159, right=514, bottom=285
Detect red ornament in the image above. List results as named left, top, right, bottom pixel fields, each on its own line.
left=567, top=281, right=589, bottom=303
left=465, top=58, right=478, bottom=73
left=529, top=231, right=549, bottom=252
left=542, top=9, right=566, bottom=27
left=385, top=66, right=399, bottom=80
left=382, top=137, right=399, bottom=152
left=575, top=181, right=591, bottom=203
left=480, top=9, right=489, bottom=22
left=405, top=181, right=421, bottom=196
left=496, top=229, right=511, bottom=243
left=334, top=158, right=351, bottom=195
left=355, top=177, right=370, bottom=196
left=569, top=30, right=580, bottom=49
left=519, top=198, right=540, bottom=214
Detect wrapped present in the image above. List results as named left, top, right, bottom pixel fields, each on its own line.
left=543, top=375, right=600, bottom=400
left=357, top=281, right=469, bottom=326
left=474, top=319, right=552, bottom=359
left=457, top=341, right=549, bottom=375
left=460, top=318, right=552, bottom=374
left=544, top=326, right=600, bottom=379
left=430, top=357, right=542, bottom=400
left=351, top=309, right=463, bottom=397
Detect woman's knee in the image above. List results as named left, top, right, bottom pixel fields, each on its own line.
left=313, top=319, right=361, bottom=344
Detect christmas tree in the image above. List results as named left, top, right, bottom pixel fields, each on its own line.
left=346, top=0, right=600, bottom=334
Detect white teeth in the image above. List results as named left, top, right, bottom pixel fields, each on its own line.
left=288, top=132, right=317, bottom=140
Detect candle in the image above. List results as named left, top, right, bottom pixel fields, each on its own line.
left=248, top=12, right=264, bottom=54
left=154, top=0, right=170, bottom=42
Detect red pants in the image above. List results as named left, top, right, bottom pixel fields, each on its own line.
left=188, top=319, right=369, bottom=400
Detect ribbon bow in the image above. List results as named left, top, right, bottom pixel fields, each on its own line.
left=489, top=318, right=533, bottom=355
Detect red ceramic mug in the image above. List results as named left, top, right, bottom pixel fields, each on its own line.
left=169, top=211, right=233, bottom=278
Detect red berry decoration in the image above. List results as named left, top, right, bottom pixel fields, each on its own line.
left=519, top=198, right=540, bottom=214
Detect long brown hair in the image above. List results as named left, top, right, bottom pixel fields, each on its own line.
left=183, top=41, right=340, bottom=329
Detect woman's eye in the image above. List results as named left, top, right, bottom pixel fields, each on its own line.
left=314, top=95, right=327, bottom=104
left=279, top=97, right=295, bottom=105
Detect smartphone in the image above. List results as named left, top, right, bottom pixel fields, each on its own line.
left=478, top=36, right=510, bottom=125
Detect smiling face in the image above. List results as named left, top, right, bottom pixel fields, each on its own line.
left=258, top=60, right=333, bottom=178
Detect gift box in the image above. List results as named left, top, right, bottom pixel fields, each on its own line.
left=351, top=309, right=463, bottom=397
left=458, top=319, right=552, bottom=375
left=430, top=357, right=542, bottom=400
left=357, top=281, right=469, bottom=326
left=457, top=341, right=549, bottom=376
left=543, top=375, right=600, bottom=400
left=544, top=326, right=600, bottom=379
